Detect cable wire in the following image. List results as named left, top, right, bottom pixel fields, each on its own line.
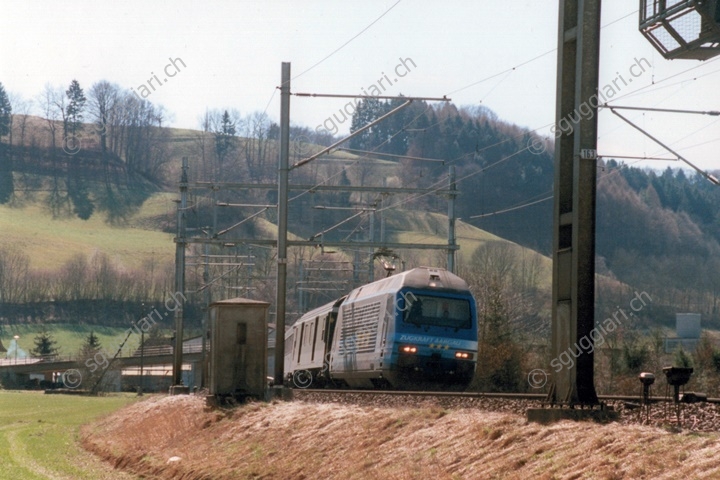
left=469, top=195, right=553, bottom=219
left=290, top=0, right=403, bottom=83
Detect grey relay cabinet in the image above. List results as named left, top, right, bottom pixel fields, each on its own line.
left=208, top=298, right=269, bottom=399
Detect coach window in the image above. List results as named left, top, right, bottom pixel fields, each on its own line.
left=311, top=317, right=320, bottom=361
left=297, top=323, right=305, bottom=362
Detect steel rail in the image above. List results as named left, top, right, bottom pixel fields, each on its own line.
left=297, top=389, right=720, bottom=404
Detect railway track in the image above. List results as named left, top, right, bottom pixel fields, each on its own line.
left=296, top=388, right=720, bottom=404
left=292, top=389, right=720, bottom=432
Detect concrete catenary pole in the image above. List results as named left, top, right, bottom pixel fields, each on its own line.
left=548, top=0, right=601, bottom=406
left=172, top=156, right=188, bottom=387
left=274, top=63, right=290, bottom=386
left=447, top=165, right=457, bottom=274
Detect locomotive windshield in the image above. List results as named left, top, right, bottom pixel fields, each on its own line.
left=402, top=294, right=471, bottom=330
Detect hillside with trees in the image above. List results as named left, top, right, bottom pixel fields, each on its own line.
left=597, top=162, right=720, bottom=326
left=346, top=97, right=720, bottom=327
left=1, top=79, right=719, bottom=392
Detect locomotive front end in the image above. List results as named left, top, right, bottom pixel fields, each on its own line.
left=386, top=289, right=478, bottom=389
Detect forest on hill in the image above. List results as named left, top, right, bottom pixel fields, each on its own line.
left=348, top=97, right=720, bottom=325
left=597, top=162, right=720, bottom=322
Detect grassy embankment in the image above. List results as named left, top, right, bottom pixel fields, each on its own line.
left=83, top=394, right=720, bottom=479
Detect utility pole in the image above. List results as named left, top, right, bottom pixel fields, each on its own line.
left=273, top=62, right=290, bottom=388
left=139, top=302, right=145, bottom=396
left=368, top=210, right=375, bottom=283
left=447, top=166, right=457, bottom=274
left=201, top=240, right=210, bottom=388
left=172, top=156, right=188, bottom=392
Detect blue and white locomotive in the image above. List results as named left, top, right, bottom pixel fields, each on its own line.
left=284, top=267, right=478, bottom=389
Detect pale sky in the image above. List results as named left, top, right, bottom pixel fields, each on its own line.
left=1, top=0, right=718, bottom=171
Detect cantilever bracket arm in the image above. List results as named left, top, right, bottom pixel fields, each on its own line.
left=603, top=104, right=720, bottom=116
left=215, top=207, right=270, bottom=237
left=608, top=107, right=720, bottom=186
left=308, top=209, right=369, bottom=241
left=291, top=99, right=414, bottom=170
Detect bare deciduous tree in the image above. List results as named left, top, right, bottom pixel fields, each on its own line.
left=36, top=84, right=65, bottom=151
left=88, top=80, right=120, bottom=157
left=461, top=241, right=549, bottom=392
left=0, top=248, right=30, bottom=303
left=8, top=92, right=32, bottom=150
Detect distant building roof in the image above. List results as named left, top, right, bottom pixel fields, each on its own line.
left=209, top=297, right=270, bottom=307
left=132, top=336, right=203, bottom=357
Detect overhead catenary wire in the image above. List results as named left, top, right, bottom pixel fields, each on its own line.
left=287, top=102, right=437, bottom=203
left=308, top=209, right=369, bottom=241
left=289, top=0, right=403, bottom=83
left=291, top=99, right=420, bottom=170
left=374, top=146, right=533, bottom=216
left=468, top=195, right=553, bottom=219
left=598, top=154, right=677, bottom=162
left=320, top=100, right=541, bottom=213
left=284, top=10, right=639, bottom=201
left=215, top=207, right=270, bottom=237
left=644, top=117, right=720, bottom=159
left=280, top=9, right=641, bottom=207
left=337, top=147, right=445, bottom=163
left=160, top=2, right=720, bottom=264
left=312, top=113, right=557, bottom=222
left=169, top=2, right=716, bottom=318
left=610, top=56, right=720, bottom=104
left=444, top=9, right=638, bottom=98
left=594, top=70, right=720, bottom=163
left=665, top=130, right=720, bottom=153
left=600, top=65, right=720, bottom=161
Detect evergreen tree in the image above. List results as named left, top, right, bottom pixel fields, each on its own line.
left=65, top=79, right=86, bottom=137
left=65, top=82, right=93, bottom=218
left=67, top=171, right=94, bottom=220
left=31, top=329, right=59, bottom=357
left=82, top=330, right=101, bottom=351
left=75, top=330, right=106, bottom=392
left=0, top=82, right=10, bottom=138
left=349, top=97, right=383, bottom=151
left=674, top=346, right=693, bottom=368
left=215, top=110, right=236, bottom=155
left=214, top=110, right=236, bottom=178
left=0, top=82, right=12, bottom=204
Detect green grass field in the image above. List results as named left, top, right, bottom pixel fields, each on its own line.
left=0, top=193, right=174, bottom=270
left=387, top=209, right=553, bottom=287
left=0, top=391, right=139, bottom=479
left=1, top=324, right=143, bottom=360
left=1, top=186, right=549, bottom=276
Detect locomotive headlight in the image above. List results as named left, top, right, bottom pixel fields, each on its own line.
left=400, top=345, right=418, bottom=354
left=454, top=351, right=472, bottom=360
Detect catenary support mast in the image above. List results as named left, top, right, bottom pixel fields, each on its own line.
left=548, top=0, right=601, bottom=406
left=274, top=62, right=291, bottom=386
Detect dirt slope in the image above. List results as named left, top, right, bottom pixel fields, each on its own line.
left=82, top=395, right=720, bottom=480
